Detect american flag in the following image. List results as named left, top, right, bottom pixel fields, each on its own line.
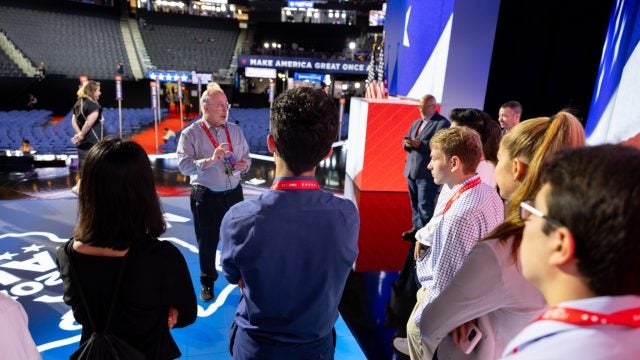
left=376, top=40, right=386, bottom=98
left=365, top=43, right=377, bottom=99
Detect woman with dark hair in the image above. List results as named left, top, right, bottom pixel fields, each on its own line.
left=70, top=80, right=103, bottom=194
left=56, top=138, right=197, bottom=359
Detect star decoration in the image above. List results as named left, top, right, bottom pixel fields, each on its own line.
left=0, top=251, right=18, bottom=261
left=22, top=244, right=44, bottom=253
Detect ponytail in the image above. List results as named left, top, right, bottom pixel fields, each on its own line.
left=484, top=111, right=585, bottom=258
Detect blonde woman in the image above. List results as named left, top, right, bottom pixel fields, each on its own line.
left=70, top=80, right=103, bottom=194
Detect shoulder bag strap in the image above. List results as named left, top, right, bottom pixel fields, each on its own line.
left=66, top=240, right=128, bottom=333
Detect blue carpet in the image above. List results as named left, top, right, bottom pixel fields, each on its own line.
left=0, top=196, right=365, bottom=359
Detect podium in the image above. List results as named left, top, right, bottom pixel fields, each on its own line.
left=346, top=98, right=420, bottom=192
left=345, top=97, right=420, bottom=271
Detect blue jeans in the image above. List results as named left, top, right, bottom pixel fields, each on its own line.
left=407, top=178, right=439, bottom=229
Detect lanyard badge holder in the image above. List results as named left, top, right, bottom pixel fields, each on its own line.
left=223, top=153, right=240, bottom=177
left=201, top=122, right=240, bottom=177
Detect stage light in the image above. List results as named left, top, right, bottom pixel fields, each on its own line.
left=264, top=43, right=270, bottom=48
left=348, top=42, right=356, bottom=50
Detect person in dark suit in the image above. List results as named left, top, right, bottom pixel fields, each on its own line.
left=402, top=94, right=450, bottom=240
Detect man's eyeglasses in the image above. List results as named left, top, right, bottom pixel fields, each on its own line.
left=519, top=201, right=564, bottom=228
left=210, top=102, right=230, bottom=110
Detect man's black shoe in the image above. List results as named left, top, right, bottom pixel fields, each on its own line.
left=200, top=286, right=214, bottom=302
left=401, top=228, right=417, bottom=240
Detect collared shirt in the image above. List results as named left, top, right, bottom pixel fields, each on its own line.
left=177, top=119, right=250, bottom=192
left=502, top=295, right=640, bottom=359
left=420, top=237, right=545, bottom=360
left=414, top=175, right=504, bottom=324
left=220, top=177, right=359, bottom=343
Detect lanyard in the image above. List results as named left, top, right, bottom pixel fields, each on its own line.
left=271, top=179, right=320, bottom=190
left=201, top=122, right=233, bottom=152
left=534, top=306, right=640, bottom=327
left=443, top=177, right=481, bottom=214
left=509, top=305, right=640, bottom=355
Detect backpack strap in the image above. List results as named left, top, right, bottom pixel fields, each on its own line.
left=66, top=239, right=129, bottom=333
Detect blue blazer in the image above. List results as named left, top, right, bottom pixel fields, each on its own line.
left=403, top=113, right=450, bottom=179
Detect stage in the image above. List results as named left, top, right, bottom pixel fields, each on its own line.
left=0, top=195, right=365, bottom=359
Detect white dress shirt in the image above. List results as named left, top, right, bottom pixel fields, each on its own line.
left=502, top=295, right=640, bottom=359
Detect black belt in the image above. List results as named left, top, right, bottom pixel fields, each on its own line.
left=193, top=184, right=238, bottom=196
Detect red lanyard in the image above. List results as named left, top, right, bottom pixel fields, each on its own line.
left=509, top=305, right=640, bottom=355
left=443, top=177, right=481, bottom=214
left=201, top=122, right=233, bottom=152
left=271, top=179, right=320, bottom=190
left=535, top=306, right=640, bottom=327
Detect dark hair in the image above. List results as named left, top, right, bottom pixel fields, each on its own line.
left=542, top=144, right=640, bottom=295
left=500, top=100, right=522, bottom=114
left=74, top=138, right=166, bottom=250
left=449, top=108, right=501, bottom=164
left=484, top=111, right=585, bottom=256
left=429, top=126, right=483, bottom=174
left=270, top=87, right=338, bottom=175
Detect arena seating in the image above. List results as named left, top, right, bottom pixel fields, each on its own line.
left=139, top=13, right=239, bottom=73
left=0, top=108, right=163, bottom=154
left=0, top=51, right=24, bottom=77
left=0, top=4, right=130, bottom=80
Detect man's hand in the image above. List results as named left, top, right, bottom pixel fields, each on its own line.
left=234, top=159, right=249, bottom=171
left=168, top=307, right=179, bottom=329
left=407, top=138, right=421, bottom=148
left=451, top=320, right=477, bottom=351
left=211, top=143, right=228, bottom=162
left=414, top=241, right=429, bottom=261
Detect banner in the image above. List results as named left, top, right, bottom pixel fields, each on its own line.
left=586, top=0, right=640, bottom=147
left=385, top=0, right=454, bottom=99
left=294, top=72, right=324, bottom=82
left=237, top=55, right=367, bottom=75
left=150, top=82, right=157, bottom=109
left=115, top=75, right=122, bottom=101
left=146, top=70, right=190, bottom=83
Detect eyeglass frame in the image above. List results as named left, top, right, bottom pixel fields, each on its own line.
left=519, top=201, right=564, bottom=228
left=207, top=102, right=231, bottom=110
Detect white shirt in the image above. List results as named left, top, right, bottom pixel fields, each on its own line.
left=502, top=295, right=640, bottom=359
left=420, top=238, right=546, bottom=360
left=0, top=293, right=41, bottom=360
left=475, top=160, right=496, bottom=188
